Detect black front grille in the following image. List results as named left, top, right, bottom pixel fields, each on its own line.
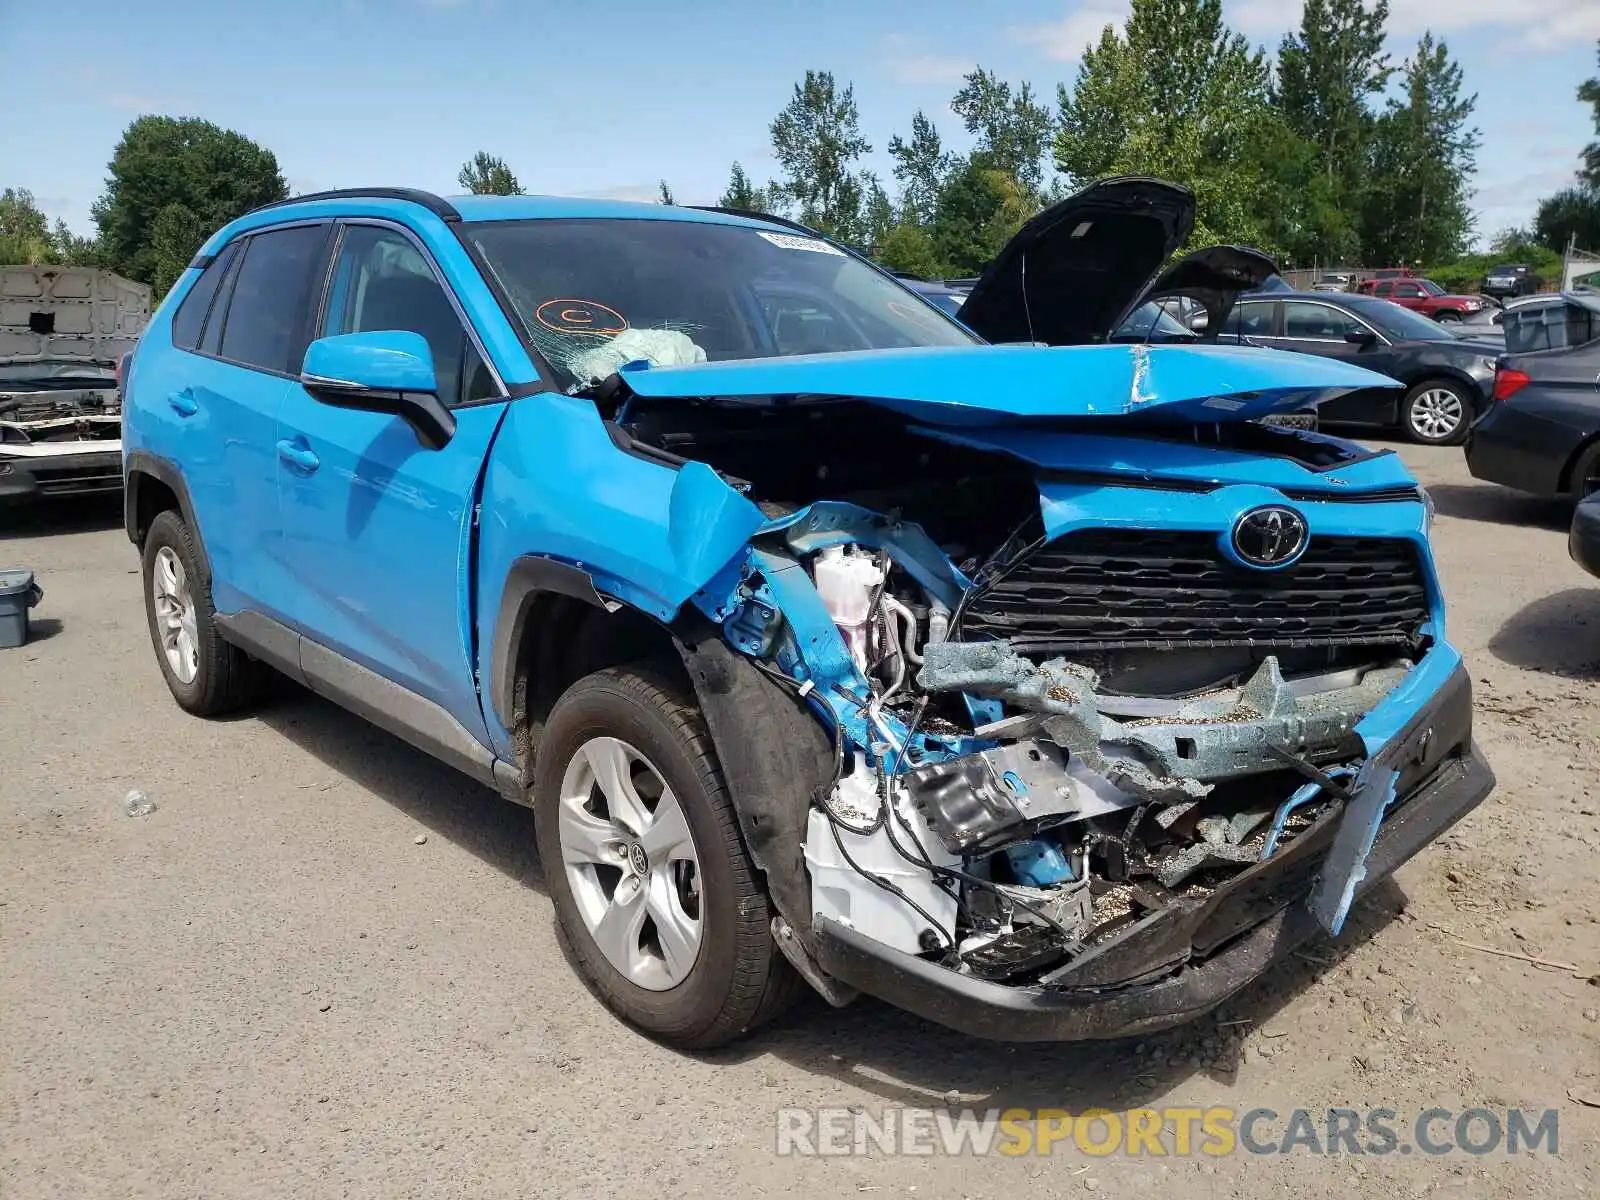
left=961, top=529, right=1429, bottom=652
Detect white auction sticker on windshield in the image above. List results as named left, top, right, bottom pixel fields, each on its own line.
left=758, top=231, right=845, bottom=255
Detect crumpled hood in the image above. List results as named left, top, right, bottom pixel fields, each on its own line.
left=616, top=342, right=1400, bottom=426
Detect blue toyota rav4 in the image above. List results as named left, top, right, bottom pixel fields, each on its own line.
left=122, top=177, right=1493, bottom=1048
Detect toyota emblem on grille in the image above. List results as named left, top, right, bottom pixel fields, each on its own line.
left=1231, top=505, right=1308, bottom=567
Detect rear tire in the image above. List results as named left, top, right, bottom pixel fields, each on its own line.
left=1568, top=442, right=1600, bottom=500
left=140, top=509, right=265, bottom=716
left=533, top=665, right=801, bottom=1048
left=1401, top=378, right=1473, bottom=445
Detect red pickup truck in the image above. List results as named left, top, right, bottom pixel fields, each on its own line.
left=1355, top=276, right=1487, bottom=323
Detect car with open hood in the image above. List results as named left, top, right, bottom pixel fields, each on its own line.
left=120, top=179, right=1491, bottom=1048
left=0, top=266, right=148, bottom=504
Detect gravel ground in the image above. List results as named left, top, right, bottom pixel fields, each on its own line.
left=2, top=442, right=1597, bottom=1199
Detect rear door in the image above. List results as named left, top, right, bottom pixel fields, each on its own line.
left=138, top=222, right=331, bottom=617
left=1216, top=298, right=1277, bottom=345
left=274, top=220, right=508, bottom=738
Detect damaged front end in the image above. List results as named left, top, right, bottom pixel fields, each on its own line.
left=611, top=343, right=1494, bottom=1041
left=0, top=366, right=124, bottom=503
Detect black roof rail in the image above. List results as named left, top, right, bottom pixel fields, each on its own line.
left=691, top=206, right=826, bottom=238
left=245, top=187, right=462, bottom=223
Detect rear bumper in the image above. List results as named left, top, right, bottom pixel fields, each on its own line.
left=1463, top=400, right=1578, bottom=497
left=815, top=665, right=1493, bottom=1042
left=1571, top=495, right=1600, bottom=580
left=0, top=447, right=123, bottom=503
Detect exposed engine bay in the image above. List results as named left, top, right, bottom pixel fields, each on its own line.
left=612, top=390, right=1437, bottom=991
left=0, top=377, right=122, bottom=446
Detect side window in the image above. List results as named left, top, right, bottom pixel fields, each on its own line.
left=322, top=225, right=476, bottom=408
left=1226, top=301, right=1274, bottom=337
left=171, top=243, right=237, bottom=351
left=1374, top=282, right=1393, bottom=298
left=1283, top=302, right=1361, bottom=340
left=1395, top=283, right=1423, bottom=299
left=218, top=225, right=329, bottom=373
left=200, top=247, right=245, bottom=358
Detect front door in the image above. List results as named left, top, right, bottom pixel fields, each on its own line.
left=274, top=221, right=507, bottom=738
left=1274, top=300, right=1396, bottom=426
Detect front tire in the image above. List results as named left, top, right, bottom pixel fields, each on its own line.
left=1401, top=378, right=1473, bottom=445
left=140, top=509, right=265, bottom=715
left=533, top=666, right=800, bottom=1048
left=1435, top=311, right=1462, bottom=324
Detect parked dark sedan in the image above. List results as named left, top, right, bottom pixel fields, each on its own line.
left=1216, top=290, right=1498, bottom=444
left=1464, top=293, right=1600, bottom=497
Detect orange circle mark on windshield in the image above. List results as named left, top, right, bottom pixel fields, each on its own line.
left=534, top=298, right=628, bottom=337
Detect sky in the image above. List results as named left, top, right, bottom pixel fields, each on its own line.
left=3, top=0, right=1597, bottom=252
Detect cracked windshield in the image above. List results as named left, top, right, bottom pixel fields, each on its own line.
left=465, top=219, right=977, bottom=390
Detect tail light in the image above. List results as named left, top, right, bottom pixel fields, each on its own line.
left=1493, top=367, right=1530, bottom=401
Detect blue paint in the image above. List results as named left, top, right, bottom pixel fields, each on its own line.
left=618, top=343, right=1400, bottom=426
left=1309, top=761, right=1399, bottom=936
left=1004, top=840, right=1076, bottom=887
left=1261, top=766, right=1357, bottom=860
left=302, top=330, right=438, bottom=394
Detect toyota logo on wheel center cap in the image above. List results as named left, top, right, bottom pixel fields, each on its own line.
left=627, top=841, right=650, bottom=875
left=1231, top=505, right=1309, bottom=567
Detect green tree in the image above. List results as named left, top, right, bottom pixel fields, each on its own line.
left=50, top=219, right=102, bottom=266
left=0, top=188, right=54, bottom=263
left=1535, top=186, right=1600, bottom=253
left=458, top=151, right=522, bottom=196
left=1053, top=0, right=1282, bottom=250
left=950, top=69, right=1053, bottom=195
left=2, top=188, right=105, bottom=266
left=769, top=70, right=875, bottom=241
left=92, top=116, right=287, bottom=296
left=1274, top=0, right=1391, bottom=262
left=1358, top=34, right=1480, bottom=265
left=877, top=221, right=945, bottom=277
left=1580, top=41, right=1600, bottom=186
left=861, top=175, right=895, bottom=253
left=657, top=179, right=676, bottom=205
left=717, top=162, right=774, bottom=212
left=930, top=160, right=1034, bottom=275
left=887, top=112, right=950, bottom=226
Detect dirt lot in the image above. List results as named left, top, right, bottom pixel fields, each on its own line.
left=2, top=442, right=1597, bottom=1199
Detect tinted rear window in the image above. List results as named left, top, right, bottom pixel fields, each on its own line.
left=170, top=244, right=236, bottom=351
left=217, top=225, right=328, bottom=373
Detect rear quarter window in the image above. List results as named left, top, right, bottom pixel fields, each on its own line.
left=170, top=244, right=237, bottom=351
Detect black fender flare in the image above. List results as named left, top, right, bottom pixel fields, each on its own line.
left=489, top=555, right=612, bottom=731
left=124, top=450, right=212, bottom=581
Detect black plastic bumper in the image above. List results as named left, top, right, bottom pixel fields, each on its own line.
left=0, top=450, right=123, bottom=503
left=1572, top=495, right=1600, bottom=580
left=815, top=665, right=1494, bottom=1042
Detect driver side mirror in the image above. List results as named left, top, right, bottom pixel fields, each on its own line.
left=300, top=331, right=456, bottom=450
left=1343, top=329, right=1378, bottom=347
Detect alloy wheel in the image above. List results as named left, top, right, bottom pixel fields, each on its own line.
left=1410, top=388, right=1464, bottom=441
left=151, top=546, right=200, bottom=684
left=557, top=736, right=704, bottom=991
